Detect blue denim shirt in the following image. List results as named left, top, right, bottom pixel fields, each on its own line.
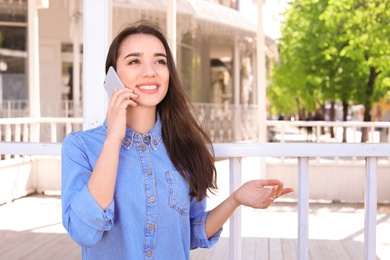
left=61, top=115, right=222, bottom=259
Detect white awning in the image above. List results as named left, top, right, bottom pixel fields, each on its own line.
left=113, top=0, right=257, bottom=38
left=114, top=0, right=197, bottom=15
left=193, top=0, right=257, bottom=37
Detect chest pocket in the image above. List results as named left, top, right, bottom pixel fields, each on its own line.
left=165, top=171, right=190, bottom=216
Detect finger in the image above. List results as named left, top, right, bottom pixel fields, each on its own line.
left=112, top=89, right=138, bottom=106
left=280, top=188, right=294, bottom=196
left=129, top=92, right=139, bottom=100
left=127, top=99, right=138, bottom=107
left=257, top=179, right=282, bottom=187
left=276, top=182, right=284, bottom=198
left=269, top=186, right=278, bottom=200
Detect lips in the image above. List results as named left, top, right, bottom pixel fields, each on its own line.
left=137, top=84, right=159, bottom=93
left=138, top=85, right=158, bottom=90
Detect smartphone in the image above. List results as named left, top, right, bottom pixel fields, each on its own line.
left=104, top=66, right=125, bottom=97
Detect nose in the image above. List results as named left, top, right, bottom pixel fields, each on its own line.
left=141, top=63, right=157, bottom=77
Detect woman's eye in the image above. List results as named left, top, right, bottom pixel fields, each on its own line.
left=129, top=59, right=140, bottom=65
left=156, top=59, right=167, bottom=65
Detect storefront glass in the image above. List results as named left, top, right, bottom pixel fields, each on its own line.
left=0, top=0, right=27, bottom=105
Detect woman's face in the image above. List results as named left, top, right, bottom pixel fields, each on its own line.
left=116, top=33, right=169, bottom=108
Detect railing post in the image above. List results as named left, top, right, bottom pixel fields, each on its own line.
left=298, top=157, right=309, bottom=260
left=229, top=157, right=242, bottom=260
left=365, top=157, right=377, bottom=260
left=5, top=124, right=11, bottom=160
left=51, top=122, right=57, bottom=143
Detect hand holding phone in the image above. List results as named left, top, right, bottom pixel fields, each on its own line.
left=104, top=66, right=125, bottom=97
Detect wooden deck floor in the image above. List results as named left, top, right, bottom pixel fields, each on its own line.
left=1, top=194, right=389, bottom=260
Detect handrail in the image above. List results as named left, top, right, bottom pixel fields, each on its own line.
left=1, top=117, right=389, bottom=144
left=2, top=142, right=389, bottom=157
left=213, top=143, right=390, bottom=260
left=213, top=142, right=390, bottom=157
left=1, top=142, right=390, bottom=259
left=0, top=142, right=61, bottom=156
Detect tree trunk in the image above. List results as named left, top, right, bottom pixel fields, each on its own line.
left=320, top=104, right=326, bottom=135
left=295, top=97, right=304, bottom=120
left=361, top=66, right=378, bottom=142
left=342, top=100, right=349, bottom=142
left=330, top=101, right=336, bottom=138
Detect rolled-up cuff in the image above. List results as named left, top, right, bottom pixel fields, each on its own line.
left=71, top=185, right=115, bottom=231
left=190, top=211, right=223, bottom=249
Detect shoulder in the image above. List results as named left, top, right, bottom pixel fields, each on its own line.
left=62, top=125, right=106, bottom=150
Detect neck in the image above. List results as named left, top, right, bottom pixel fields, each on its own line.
left=126, top=106, right=157, bottom=134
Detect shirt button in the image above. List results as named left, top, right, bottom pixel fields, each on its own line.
left=149, top=196, right=155, bottom=202
left=124, top=140, right=130, bottom=146
left=146, top=250, right=152, bottom=257
left=153, top=140, right=158, bottom=145
left=148, top=224, right=155, bottom=231
left=147, top=170, right=152, bottom=175
left=141, top=145, right=146, bottom=151
left=145, top=135, right=151, bottom=141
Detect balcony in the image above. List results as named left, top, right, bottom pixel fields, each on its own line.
left=0, top=117, right=389, bottom=259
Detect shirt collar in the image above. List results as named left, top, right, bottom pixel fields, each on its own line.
left=103, top=114, right=162, bottom=151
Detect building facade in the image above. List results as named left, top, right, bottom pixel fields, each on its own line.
left=1, top=0, right=276, bottom=142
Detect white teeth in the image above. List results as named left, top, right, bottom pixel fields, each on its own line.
left=139, top=85, right=157, bottom=90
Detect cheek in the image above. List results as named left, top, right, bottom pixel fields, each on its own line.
left=161, top=70, right=170, bottom=85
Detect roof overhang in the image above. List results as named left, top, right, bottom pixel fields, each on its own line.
left=113, top=0, right=257, bottom=38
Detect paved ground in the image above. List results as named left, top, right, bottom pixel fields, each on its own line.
left=1, top=152, right=389, bottom=259
left=1, top=194, right=389, bottom=259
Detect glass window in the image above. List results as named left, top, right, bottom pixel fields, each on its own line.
left=177, top=33, right=193, bottom=99
left=0, top=0, right=27, bottom=105
left=0, top=0, right=27, bottom=23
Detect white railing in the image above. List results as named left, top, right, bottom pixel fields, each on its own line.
left=2, top=101, right=390, bottom=143
left=1, top=101, right=259, bottom=142
left=0, top=100, right=83, bottom=118
left=0, top=117, right=83, bottom=148
left=1, top=117, right=389, bottom=147
left=0, top=141, right=389, bottom=260
left=0, top=100, right=29, bottom=118
left=267, top=120, right=390, bottom=143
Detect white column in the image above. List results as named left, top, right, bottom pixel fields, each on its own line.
left=364, top=157, right=377, bottom=260
left=233, top=36, right=240, bottom=106
left=27, top=0, right=41, bottom=141
left=298, top=157, right=309, bottom=260
left=83, top=0, right=112, bottom=130
left=229, top=157, right=242, bottom=260
left=70, top=0, right=81, bottom=116
left=233, top=35, right=241, bottom=141
left=256, top=0, right=267, bottom=179
left=167, top=0, right=177, bottom=63
left=256, top=0, right=267, bottom=143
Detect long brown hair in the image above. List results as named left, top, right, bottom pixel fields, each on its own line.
left=105, top=21, right=217, bottom=201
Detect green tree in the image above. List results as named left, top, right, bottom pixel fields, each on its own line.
left=321, top=0, right=390, bottom=141
left=269, top=0, right=390, bottom=142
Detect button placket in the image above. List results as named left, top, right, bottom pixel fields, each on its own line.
left=122, top=138, right=131, bottom=150
left=137, top=138, right=157, bottom=258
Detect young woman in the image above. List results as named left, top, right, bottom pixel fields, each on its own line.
left=61, top=21, right=293, bottom=259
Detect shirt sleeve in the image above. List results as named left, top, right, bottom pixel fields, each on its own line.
left=61, top=133, right=115, bottom=247
left=189, top=197, right=223, bottom=249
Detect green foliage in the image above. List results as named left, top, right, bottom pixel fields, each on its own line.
left=269, top=0, right=390, bottom=120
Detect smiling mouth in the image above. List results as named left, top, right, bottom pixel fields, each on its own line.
left=138, top=85, right=158, bottom=90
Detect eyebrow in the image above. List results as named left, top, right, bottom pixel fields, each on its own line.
left=123, top=52, right=167, bottom=59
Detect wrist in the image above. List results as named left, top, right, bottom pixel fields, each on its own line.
left=104, top=137, right=123, bottom=148
left=228, top=191, right=241, bottom=209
